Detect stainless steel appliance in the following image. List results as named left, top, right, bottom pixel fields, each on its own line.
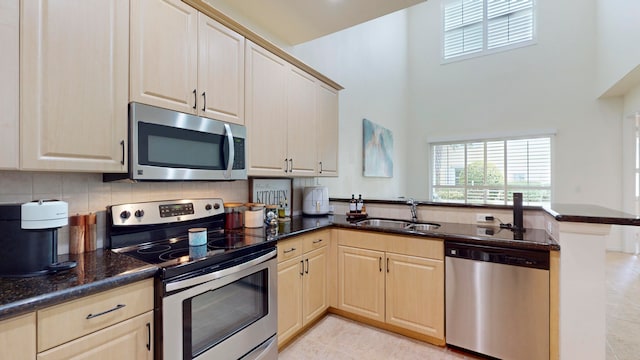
left=445, top=242, right=549, bottom=360
left=0, top=200, right=76, bottom=277
left=107, top=198, right=277, bottom=360
left=302, top=186, right=330, bottom=215
left=104, top=103, right=247, bottom=182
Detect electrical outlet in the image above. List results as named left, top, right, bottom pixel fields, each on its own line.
left=476, top=213, right=493, bottom=222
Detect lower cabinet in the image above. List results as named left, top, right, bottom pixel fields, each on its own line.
left=0, top=312, right=36, bottom=360
left=337, top=230, right=445, bottom=343
left=337, top=246, right=385, bottom=322
left=277, top=230, right=329, bottom=347
left=37, top=312, right=153, bottom=360
left=37, top=279, right=154, bottom=360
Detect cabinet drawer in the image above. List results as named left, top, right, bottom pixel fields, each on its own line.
left=385, top=235, right=444, bottom=260
left=37, top=311, right=153, bottom=360
left=302, top=230, right=329, bottom=253
left=37, top=279, right=153, bottom=352
left=337, top=229, right=385, bottom=252
left=277, top=237, right=302, bottom=262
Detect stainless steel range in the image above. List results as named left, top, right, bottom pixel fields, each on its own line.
left=107, top=198, right=278, bottom=360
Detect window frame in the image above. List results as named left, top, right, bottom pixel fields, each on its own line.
left=441, top=0, right=538, bottom=63
left=429, top=133, right=554, bottom=206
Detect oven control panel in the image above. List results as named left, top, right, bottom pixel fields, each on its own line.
left=110, top=198, right=224, bottom=226
left=159, top=203, right=194, bottom=218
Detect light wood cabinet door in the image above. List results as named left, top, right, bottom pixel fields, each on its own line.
left=385, top=253, right=445, bottom=339
left=338, top=246, right=385, bottom=322
left=245, top=41, right=288, bottom=176
left=197, top=13, right=244, bottom=124
left=286, top=66, right=317, bottom=176
left=303, top=246, right=328, bottom=324
left=0, top=0, right=18, bottom=170
left=277, top=256, right=303, bottom=345
left=37, top=311, right=153, bottom=360
left=130, top=0, right=198, bottom=114
left=0, top=313, right=36, bottom=360
left=21, top=0, right=128, bottom=172
left=316, top=82, right=339, bottom=177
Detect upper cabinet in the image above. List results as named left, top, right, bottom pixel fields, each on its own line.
left=130, top=0, right=198, bottom=115
left=0, top=0, right=19, bottom=170
left=286, top=66, right=318, bottom=176
left=246, top=40, right=339, bottom=177
left=317, top=83, right=339, bottom=177
left=198, top=14, right=245, bottom=124
left=21, top=0, right=129, bottom=172
left=131, top=0, right=245, bottom=125
left=245, top=40, right=288, bottom=175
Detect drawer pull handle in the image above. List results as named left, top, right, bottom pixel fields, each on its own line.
left=86, top=304, right=126, bottom=320
left=146, top=322, right=151, bottom=351
left=283, top=248, right=296, bottom=254
left=379, top=257, right=382, bottom=272
left=312, top=239, right=323, bottom=244
left=387, top=258, right=390, bottom=273
left=305, top=258, right=309, bottom=274
left=300, top=260, right=304, bottom=276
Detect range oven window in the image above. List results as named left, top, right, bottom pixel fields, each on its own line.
left=138, top=121, right=227, bottom=170
left=183, top=269, right=269, bottom=358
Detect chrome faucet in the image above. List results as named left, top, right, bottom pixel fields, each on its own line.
left=406, top=198, right=419, bottom=222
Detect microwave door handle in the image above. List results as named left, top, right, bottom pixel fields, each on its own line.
left=224, top=123, right=234, bottom=179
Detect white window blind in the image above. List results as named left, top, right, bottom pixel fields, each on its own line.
left=431, top=136, right=551, bottom=205
left=443, top=0, right=535, bottom=60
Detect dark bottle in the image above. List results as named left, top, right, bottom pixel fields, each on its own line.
left=356, top=194, right=364, bottom=213
left=349, top=194, right=357, bottom=213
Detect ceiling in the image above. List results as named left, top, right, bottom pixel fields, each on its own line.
left=204, top=0, right=427, bottom=45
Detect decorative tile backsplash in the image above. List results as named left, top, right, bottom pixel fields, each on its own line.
left=0, top=170, right=317, bottom=254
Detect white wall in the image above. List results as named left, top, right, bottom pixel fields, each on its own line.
left=292, top=11, right=410, bottom=200
left=405, top=0, right=623, bottom=208
left=620, top=84, right=640, bottom=252
left=596, top=0, right=640, bottom=97
left=292, top=0, right=626, bottom=210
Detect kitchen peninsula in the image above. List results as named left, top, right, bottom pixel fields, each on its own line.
left=0, top=201, right=634, bottom=360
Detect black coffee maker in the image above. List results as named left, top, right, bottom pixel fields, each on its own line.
left=0, top=200, right=76, bottom=277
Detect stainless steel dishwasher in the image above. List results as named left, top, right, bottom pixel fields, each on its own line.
left=445, top=242, right=550, bottom=360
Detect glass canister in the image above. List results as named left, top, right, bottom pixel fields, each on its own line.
left=224, top=203, right=245, bottom=230
left=265, top=204, right=278, bottom=226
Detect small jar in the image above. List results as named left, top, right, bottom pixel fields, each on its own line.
left=224, top=203, right=245, bottom=230
left=265, top=204, right=278, bottom=226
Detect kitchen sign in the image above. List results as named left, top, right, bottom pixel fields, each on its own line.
left=249, top=178, right=292, bottom=214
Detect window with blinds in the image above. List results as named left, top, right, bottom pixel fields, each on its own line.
left=443, top=0, right=535, bottom=61
left=431, top=136, right=551, bottom=205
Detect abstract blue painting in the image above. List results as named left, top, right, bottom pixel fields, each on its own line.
left=363, top=119, right=393, bottom=177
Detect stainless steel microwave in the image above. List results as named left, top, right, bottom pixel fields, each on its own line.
left=104, top=103, right=246, bottom=182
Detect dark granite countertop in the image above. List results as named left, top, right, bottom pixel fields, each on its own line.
left=544, top=203, right=640, bottom=226
left=272, top=215, right=559, bottom=251
left=332, top=198, right=640, bottom=227
left=0, top=249, right=157, bottom=321
left=0, top=212, right=558, bottom=322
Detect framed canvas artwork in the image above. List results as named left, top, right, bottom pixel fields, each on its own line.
left=363, top=118, right=393, bottom=177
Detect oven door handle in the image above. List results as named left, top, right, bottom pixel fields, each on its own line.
left=165, top=249, right=276, bottom=292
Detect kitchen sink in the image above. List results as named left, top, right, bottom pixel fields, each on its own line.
left=355, top=218, right=441, bottom=232
left=356, top=218, right=413, bottom=229
left=408, top=223, right=441, bottom=231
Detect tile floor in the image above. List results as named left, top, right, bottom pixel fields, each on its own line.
left=606, top=251, right=640, bottom=360
left=281, top=251, right=640, bottom=360
left=278, top=314, right=480, bottom=360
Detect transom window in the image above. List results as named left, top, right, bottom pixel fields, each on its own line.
left=431, top=136, right=551, bottom=205
left=442, top=0, right=535, bottom=61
